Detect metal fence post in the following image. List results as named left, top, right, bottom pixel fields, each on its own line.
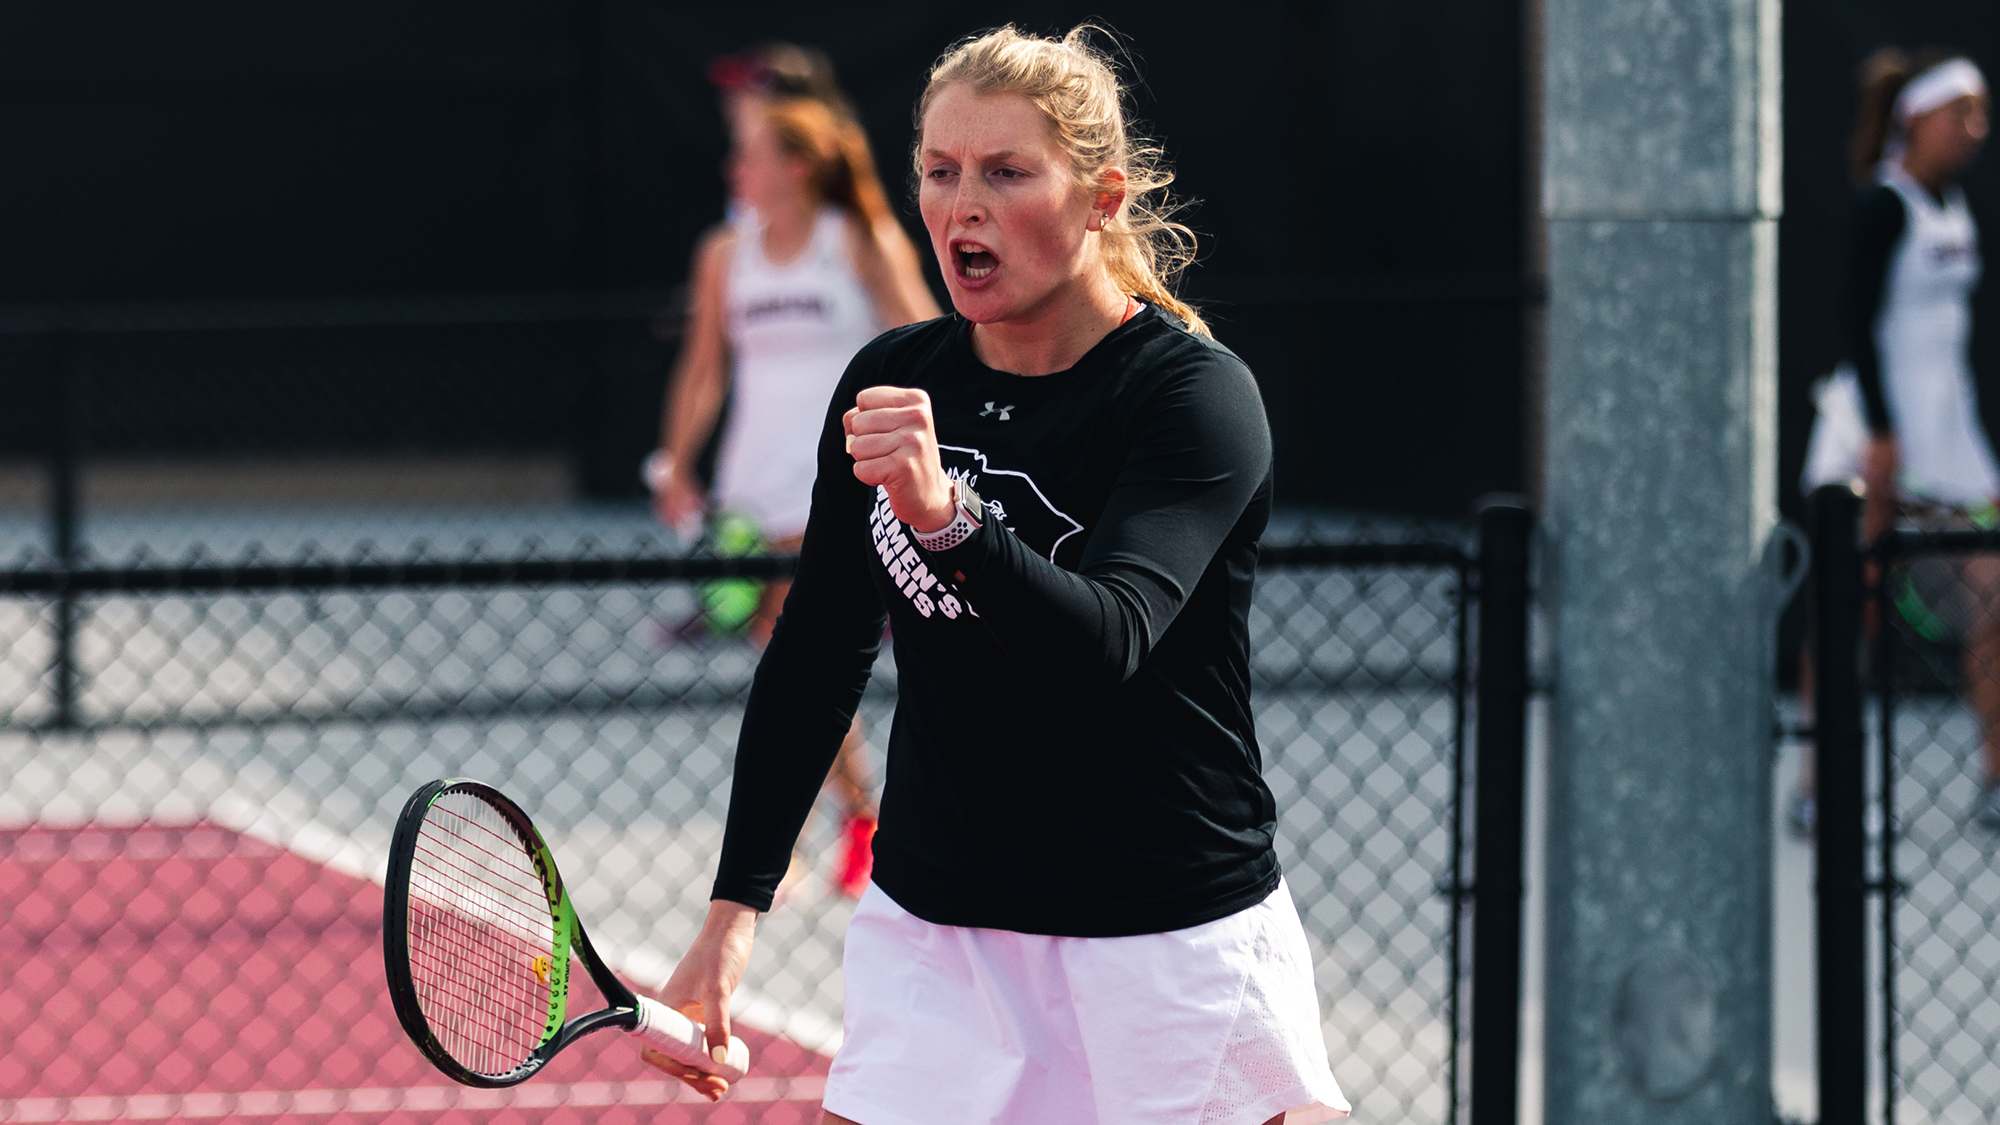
left=1810, top=483, right=1867, bottom=1125
left=49, top=333, right=82, bottom=729
left=1471, top=498, right=1532, bottom=1125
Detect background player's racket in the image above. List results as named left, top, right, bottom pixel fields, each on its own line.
left=383, top=777, right=748, bottom=1088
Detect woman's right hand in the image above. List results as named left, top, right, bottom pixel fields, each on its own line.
left=641, top=900, right=759, bottom=1099
left=654, top=459, right=706, bottom=540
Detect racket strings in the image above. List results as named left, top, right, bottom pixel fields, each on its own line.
left=409, top=809, right=554, bottom=1072
left=405, top=794, right=561, bottom=1077
left=407, top=847, right=548, bottom=1061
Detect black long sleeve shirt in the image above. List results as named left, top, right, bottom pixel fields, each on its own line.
left=709, top=306, right=1282, bottom=937
left=1845, top=184, right=1908, bottom=433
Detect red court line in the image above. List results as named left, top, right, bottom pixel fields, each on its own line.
left=0, top=824, right=826, bottom=1124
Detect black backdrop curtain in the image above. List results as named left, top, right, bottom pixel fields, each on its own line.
left=0, top=1, right=1527, bottom=514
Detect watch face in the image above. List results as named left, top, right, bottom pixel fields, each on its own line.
left=959, top=481, right=985, bottom=522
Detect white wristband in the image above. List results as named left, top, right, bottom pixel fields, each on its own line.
left=642, top=451, right=673, bottom=494
left=913, top=507, right=979, bottom=551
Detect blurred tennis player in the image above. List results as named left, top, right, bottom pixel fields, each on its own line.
left=1801, top=48, right=2000, bottom=834
left=651, top=53, right=939, bottom=898
left=649, top=25, right=1349, bottom=1124
left=707, top=41, right=854, bottom=131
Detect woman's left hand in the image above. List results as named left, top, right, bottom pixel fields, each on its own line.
left=844, top=386, right=956, bottom=533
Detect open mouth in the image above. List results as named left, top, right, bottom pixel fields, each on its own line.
left=953, top=241, right=998, bottom=280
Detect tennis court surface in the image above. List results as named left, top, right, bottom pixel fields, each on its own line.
left=0, top=821, right=825, bottom=1125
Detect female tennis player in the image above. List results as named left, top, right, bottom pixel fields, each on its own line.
left=1801, top=49, right=2000, bottom=834
left=654, top=91, right=938, bottom=636
left=648, top=26, right=1348, bottom=1123
left=652, top=75, right=940, bottom=896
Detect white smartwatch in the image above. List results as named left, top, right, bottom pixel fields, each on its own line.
left=913, top=480, right=985, bottom=551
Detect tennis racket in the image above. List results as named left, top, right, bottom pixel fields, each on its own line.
left=382, top=778, right=749, bottom=1088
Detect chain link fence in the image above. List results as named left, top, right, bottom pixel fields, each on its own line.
left=0, top=516, right=1488, bottom=1125
left=1256, top=544, right=1472, bottom=1123
left=1872, top=535, right=2000, bottom=1125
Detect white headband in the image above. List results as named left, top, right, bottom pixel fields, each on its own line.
left=1895, top=58, right=1987, bottom=124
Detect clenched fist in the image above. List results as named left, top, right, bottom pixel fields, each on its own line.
left=844, top=386, right=956, bottom=533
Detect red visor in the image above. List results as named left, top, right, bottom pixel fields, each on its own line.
left=707, top=55, right=774, bottom=92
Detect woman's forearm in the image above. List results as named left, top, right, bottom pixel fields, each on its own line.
left=1862, top=435, right=1899, bottom=545
left=659, top=229, right=735, bottom=469
left=662, top=353, right=726, bottom=469
left=711, top=410, right=889, bottom=908
left=701, top=897, right=760, bottom=935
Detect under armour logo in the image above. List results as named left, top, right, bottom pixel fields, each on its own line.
left=980, top=401, right=1014, bottom=421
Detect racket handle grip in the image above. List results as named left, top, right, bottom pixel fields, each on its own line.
left=630, top=994, right=750, bottom=1082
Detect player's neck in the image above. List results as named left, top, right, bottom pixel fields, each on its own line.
left=759, top=196, right=820, bottom=265
left=1898, top=152, right=1957, bottom=201
left=968, top=271, right=1131, bottom=377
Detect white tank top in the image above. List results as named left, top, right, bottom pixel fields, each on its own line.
left=1876, top=162, right=2000, bottom=506
left=714, top=207, right=882, bottom=538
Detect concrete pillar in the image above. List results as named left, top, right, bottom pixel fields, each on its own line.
left=1540, top=1, right=1781, bottom=1122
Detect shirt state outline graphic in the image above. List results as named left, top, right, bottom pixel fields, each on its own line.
left=937, top=443, right=1086, bottom=562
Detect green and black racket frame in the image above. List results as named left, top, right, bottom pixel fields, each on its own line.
left=382, top=777, right=749, bottom=1088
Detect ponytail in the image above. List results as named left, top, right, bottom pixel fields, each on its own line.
left=1852, top=47, right=1914, bottom=182
left=829, top=118, right=895, bottom=232
left=763, top=97, right=896, bottom=234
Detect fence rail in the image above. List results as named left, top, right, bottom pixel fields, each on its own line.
left=2, top=540, right=1469, bottom=596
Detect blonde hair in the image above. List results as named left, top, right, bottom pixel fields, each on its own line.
left=763, top=97, right=895, bottom=232
left=917, top=25, right=1209, bottom=337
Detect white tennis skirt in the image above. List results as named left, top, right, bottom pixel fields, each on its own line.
left=822, top=879, right=1349, bottom=1125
